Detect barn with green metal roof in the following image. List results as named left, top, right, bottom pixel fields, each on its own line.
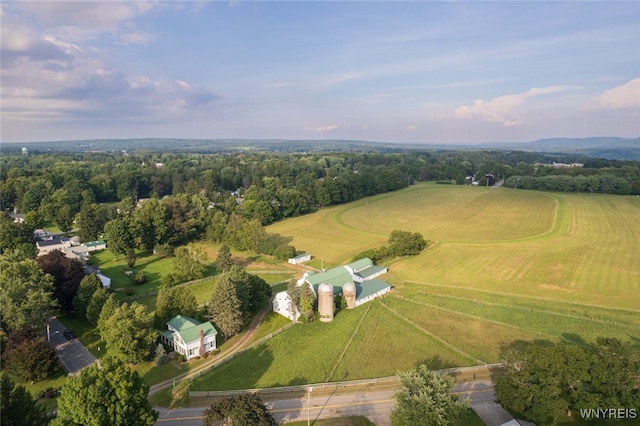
left=272, top=258, right=391, bottom=321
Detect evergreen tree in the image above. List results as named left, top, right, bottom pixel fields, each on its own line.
left=97, top=294, right=121, bottom=335
left=73, top=273, right=102, bottom=318
left=154, top=343, right=168, bottom=366
left=216, top=244, right=234, bottom=272
left=1, top=373, right=53, bottom=426
left=77, top=202, right=100, bottom=242
left=209, top=273, right=244, bottom=339
left=86, top=287, right=110, bottom=324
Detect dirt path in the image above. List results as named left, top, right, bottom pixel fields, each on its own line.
left=149, top=297, right=275, bottom=396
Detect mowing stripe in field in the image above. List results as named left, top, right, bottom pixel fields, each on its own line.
left=325, top=304, right=373, bottom=383
left=378, top=299, right=481, bottom=364
left=400, top=280, right=640, bottom=315
left=391, top=295, right=560, bottom=342
left=414, top=290, right=639, bottom=329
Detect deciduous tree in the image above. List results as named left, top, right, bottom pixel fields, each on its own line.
left=99, top=302, right=158, bottom=364
left=0, top=259, right=57, bottom=332
left=391, top=365, right=469, bottom=426
left=52, top=356, right=158, bottom=426
left=2, top=328, right=62, bottom=382
left=388, top=229, right=427, bottom=256
left=298, top=284, right=316, bottom=323
left=154, top=286, right=199, bottom=328
left=203, top=393, right=275, bottom=426
left=174, top=244, right=207, bottom=281
left=104, top=216, right=135, bottom=258
left=36, top=250, right=85, bottom=313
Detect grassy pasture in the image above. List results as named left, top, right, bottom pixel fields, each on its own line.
left=189, top=184, right=640, bottom=390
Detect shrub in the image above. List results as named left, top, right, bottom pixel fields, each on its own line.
left=273, top=244, right=296, bottom=261
left=154, top=243, right=174, bottom=258
left=124, top=288, right=134, bottom=296
left=133, top=271, right=147, bottom=285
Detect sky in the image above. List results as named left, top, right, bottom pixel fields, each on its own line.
left=1, top=1, right=639, bottom=144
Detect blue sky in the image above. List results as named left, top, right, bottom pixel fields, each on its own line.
left=1, top=1, right=639, bottom=144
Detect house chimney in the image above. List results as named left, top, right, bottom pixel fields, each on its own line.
left=199, top=328, right=205, bottom=356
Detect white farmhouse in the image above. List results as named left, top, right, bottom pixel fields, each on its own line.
left=160, top=315, right=218, bottom=360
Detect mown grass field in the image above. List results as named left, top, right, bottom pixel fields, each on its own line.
left=194, top=183, right=640, bottom=390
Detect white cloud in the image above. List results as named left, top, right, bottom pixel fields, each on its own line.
left=118, top=30, right=158, bottom=46
left=18, top=2, right=154, bottom=33
left=599, top=78, right=640, bottom=109
left=405, top=125, right=419, bottom=130
left=305, top=124, right=338, bottom=133
left=454, top=85, right=578, bottom=126
left=265, top=82, right=295, bottom=89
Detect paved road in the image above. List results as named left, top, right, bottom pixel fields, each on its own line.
left=156, top=390, right=395, bottom=426
left=47, top=317, right=97, bottom=374
left=155, top=381, right=508, bottom=425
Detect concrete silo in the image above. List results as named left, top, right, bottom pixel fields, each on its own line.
left=343, top=282, right=356, bottom=309
left=318, top=283, right=334, bottom=322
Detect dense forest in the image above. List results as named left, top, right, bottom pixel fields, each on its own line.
left=1, top=148, right=639, bottom=258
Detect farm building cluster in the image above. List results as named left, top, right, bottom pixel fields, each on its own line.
left=273, top=257, right=392, bottom=322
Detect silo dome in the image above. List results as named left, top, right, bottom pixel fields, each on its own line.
left=343, top=282, right=356, bottom=309
left=318, top=283, right=334, bottom=322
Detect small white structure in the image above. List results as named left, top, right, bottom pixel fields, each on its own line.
left=96, top=273, right=111, bottom=289
left=288, top=253, right=311, bottom=264
left=160, top=315, right=218, bottom=360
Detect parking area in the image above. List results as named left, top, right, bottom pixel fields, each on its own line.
left=47, top=317, right=97, bottom=374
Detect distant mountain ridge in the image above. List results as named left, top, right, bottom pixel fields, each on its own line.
left=484, top=137, right=640, bottom=160
left=3, top=136, right=639, bottom=160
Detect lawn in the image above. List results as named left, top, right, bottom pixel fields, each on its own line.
left=90, top=250, right=177, bottom=297
left=191, top=308, right=372, bottom=391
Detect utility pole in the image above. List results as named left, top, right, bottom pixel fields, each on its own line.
left=307, top=386, right=313, bottom=426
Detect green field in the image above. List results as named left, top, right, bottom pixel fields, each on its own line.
left=194, top=184, right=640, bottom=390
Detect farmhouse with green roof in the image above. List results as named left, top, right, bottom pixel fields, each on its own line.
left=272, top=258, right=391, bottom=321
left=161, top=315, right=218, bottom=360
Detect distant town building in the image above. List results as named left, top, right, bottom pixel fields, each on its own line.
left=534, top=162, right=584, bottom=168
left=21, top=147, right=28, bottom=156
